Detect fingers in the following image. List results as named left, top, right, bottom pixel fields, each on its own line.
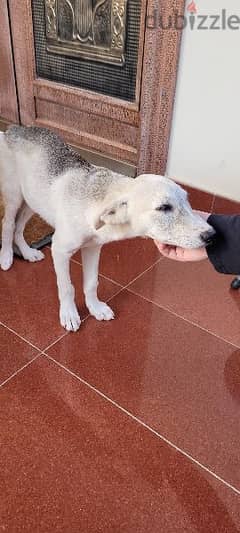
left=154, top=240, right=208, bottom=262
left=193, top=210, right=210, bottom=220
left=181, top=247, right=208, bottom=261
left=154, top=241, right=173, bottom=257
left=154, top=241, right=165, bottom=252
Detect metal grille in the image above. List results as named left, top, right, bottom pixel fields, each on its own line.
left=32, top=0, right=141, bottom=101
left=45, top=0, right=127, bottom=66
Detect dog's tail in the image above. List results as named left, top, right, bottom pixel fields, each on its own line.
left=0, top=131, right=5, bottom=150
left=0, top=131, right=5, bottom=154
left=0, top=131, right=8, bottom=190
left=0, top=131, right=4, bottom=161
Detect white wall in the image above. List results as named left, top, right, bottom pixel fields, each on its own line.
left=167, top=0, right=240, bottom=201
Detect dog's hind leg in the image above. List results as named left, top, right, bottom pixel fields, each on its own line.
left=0, top=133, right=23, bottom=270
left=14, top=203, right=45, bottom=263
left=81, top=245, right=115, bottom=321
left=0, top=196, right=22, bottom=271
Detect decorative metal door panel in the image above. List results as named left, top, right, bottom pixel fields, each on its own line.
left=45, top=0, right=127, bottom=66
left=32, top=0, right=141, bottom=101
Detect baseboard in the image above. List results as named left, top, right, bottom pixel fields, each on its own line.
left=179, top=184, right=240, bottom=215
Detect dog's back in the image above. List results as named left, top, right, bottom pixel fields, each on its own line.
left=0, top=126, right=95, bottom=225
left=5, top=125, right=91, bottom=180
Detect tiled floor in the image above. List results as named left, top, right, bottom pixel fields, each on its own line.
left=1, top=238, right=240, bottom=532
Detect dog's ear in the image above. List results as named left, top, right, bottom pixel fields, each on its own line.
left=100, top=200, right=129, bottom=225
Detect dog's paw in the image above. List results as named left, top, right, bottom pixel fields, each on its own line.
left=0, top=250, right=13, bottom=271
left=89, top=301, right=115, bottom=321
left=22, top=248, right=45, bottom=263
left=60, top=304, right=81, bottom=332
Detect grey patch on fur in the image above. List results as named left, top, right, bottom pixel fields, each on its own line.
left=5, top=125, right=92, bottom=177
left=67, top=167, right=125, bottom=202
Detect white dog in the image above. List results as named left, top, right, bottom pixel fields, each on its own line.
left=0, top=126, right=214, bottom=331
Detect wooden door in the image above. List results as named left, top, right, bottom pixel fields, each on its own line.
left=7, top=0, right=185, bottom=173
left=7, top=0, right=146, bottom=167
left=0, top=0, right=19, bottom=124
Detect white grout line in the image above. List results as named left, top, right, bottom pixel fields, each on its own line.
left=70, top=253, right=164, bottom=290
left=123, top=257, right=164, bottom=290
left=43, top=331, right=69, bottom=352
left=2, top=251, right=236, bottom=355
left=76, top=258, right=164, bottom=328
left=44, top=353, right=240, bottom=497
left=78, top=285, right=126, bottom=325
left=51, top=257, right=164, bottom=335
left=70, top=256, right=123, bottom=288
left=95, top=285, right=125, bottom=310
left=0, top=322, right=42, bottom=353
left=0, top=354, right=41, bottom=389
left=126, top=288, right=240, bottom=350
left=43, top=283, right=125, bottom=352
left=210, top=195, right=216, bottom=214
left=0, top=268, right=128, bottom=359
left=97, top=272, right=123, bottom=287
left=2, top=245, right=239, bottom=495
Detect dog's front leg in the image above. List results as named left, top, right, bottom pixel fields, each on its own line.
left=51, top=235, right=81, bottom=332
left=81, top=245, right=115, bottom=322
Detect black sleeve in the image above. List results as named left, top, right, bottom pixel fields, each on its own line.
left=207, top=214, right=240, bottom=275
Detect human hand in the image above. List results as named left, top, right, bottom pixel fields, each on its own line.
left=193, top=210, right=210, bottom=221
left=154, top=242, right=208, bottom=262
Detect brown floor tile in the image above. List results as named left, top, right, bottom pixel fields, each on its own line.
left=48, top=291, right=240, bottom=490
left=130, top=257, right=240, bottom=346
left=0, top=356, right=239, bottom=532
left=0, top=249, right=119, bottom=350
left=212, top=196, right=240, bottom=215
left=74, top=237, right=160, bottom=285
left=0, top=325, right=38, bottom=384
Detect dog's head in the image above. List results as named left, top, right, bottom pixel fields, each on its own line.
left=100, top=174, right=215, bottom=248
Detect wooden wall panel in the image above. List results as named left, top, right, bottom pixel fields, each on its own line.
left=0, top=0, right=19, bottom=123
left=33, top=80, right=139, bottom=126
left=35, top=98, right=138, bottom=163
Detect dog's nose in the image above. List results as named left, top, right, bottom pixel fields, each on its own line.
left=200, top=229, right=216, bottom=245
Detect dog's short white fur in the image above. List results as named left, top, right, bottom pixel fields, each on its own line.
left=0, top=126, right=213, bottom=331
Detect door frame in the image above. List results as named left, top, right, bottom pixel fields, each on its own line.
left=0, top=0, right=19, bottom=123
left=138, top=0, right=186, bottom=175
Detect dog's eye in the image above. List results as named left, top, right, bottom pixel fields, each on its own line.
left=156, top=204, right=173, bottom=213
